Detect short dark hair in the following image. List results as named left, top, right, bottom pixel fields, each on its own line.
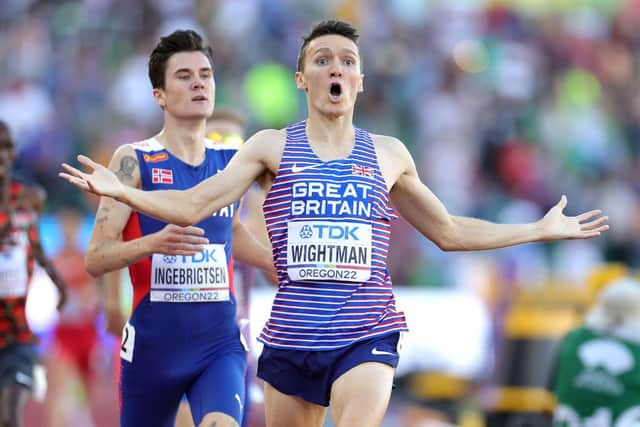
left=148, top=30, right=214, bottom=89
left=296, top=20, right=359, bottom=72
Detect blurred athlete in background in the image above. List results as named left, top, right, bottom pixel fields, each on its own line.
left=0, top=119, right=68, bottom=427
left=44, top=208, right=106, bottom=427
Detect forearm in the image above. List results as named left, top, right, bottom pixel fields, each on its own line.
left=85, top=234, right=156, bottom=277
left=33, top=247, right=66, bottom=292
left=118, top=186, right=201, bottom=226
left=232, top=222, right=273, bottom=272
left=442, top=216, right=545, bottom=251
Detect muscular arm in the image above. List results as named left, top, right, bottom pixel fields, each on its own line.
left=85, top=145, right=209, bottom=277
left=62, top=130, right=280, bottom=226
left=85, top=146, right=150, bottom=276
left=382, top=137, right=608, bottom=251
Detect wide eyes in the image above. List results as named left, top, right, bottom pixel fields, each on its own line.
left=314, top=56, right=356, bottom=67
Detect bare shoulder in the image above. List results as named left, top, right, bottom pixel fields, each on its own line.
left=370, top=133, right=412, bottom=161
left=245, top=128, right=286, bottom=147
left=111, top=143, right=137, bottom=162
left=369, top=133, right=414, bottom=188
left=110, top=143, right=140, bottom=187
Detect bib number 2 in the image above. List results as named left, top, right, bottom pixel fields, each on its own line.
left=120, top=322, right=135, bottom=363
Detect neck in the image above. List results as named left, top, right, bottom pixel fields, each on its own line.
left=156, top=116, right=207, bottom=165
left=305, top=108, right=355, bottom=146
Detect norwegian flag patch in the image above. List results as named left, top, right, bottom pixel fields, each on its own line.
left=351, top=164, right=374, bottom=177
left=151, top=168, right=173, bottom=184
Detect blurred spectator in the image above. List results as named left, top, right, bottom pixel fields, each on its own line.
left=552, top=277, right=640, bottom=426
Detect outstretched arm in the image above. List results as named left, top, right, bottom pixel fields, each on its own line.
left=85, top=145, right=209, bottom=276
left=60, top=132, right=271, bottom=226
left=387, top=140, right=609, bottom=251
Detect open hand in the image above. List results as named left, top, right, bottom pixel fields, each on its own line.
left=540, top=195, right=609, bottom=240
left=59, top=155, right=124, bottom=200
left=152, top=224, right=210, bottom=256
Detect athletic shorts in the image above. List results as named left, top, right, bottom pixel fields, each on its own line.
left=119, top=325, right=247, bottom=427
left=257, top=332, right=400, bottom=406
left=0, top=343, right=36, bottom=390
left=52, top=324, right=98, bottom=381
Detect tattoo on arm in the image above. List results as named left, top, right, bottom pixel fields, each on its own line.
left=115, top=156, right=138, bottom=183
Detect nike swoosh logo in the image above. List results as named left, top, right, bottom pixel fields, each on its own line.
left=371, top=347, right=395, bottom=356
left=291, top=163, right=323, bottom=173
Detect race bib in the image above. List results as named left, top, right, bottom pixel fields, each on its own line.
left=0, top=239, right=29, bottom=297
left=120, top=322, right=135, bottom=363
left=287, top=220, right=372, bottom=282
left=150, top=244, right=229, bottom=303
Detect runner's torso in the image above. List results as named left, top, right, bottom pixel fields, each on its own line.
left=0, top=179, right=38, bottom=348
left=123, top=137, right=241, bottom=339
left=259, top=121, right=408, bottom=350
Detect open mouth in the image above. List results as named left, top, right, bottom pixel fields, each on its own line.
left=329, top=83, right=342, bottom=100
left=192, top=95, right=208, bottom=102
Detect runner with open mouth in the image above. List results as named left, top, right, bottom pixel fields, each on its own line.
left=329, top=82, right=342, bottom=102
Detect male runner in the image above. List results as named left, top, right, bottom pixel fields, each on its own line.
left=0, top=119, right=68, bottom=427
left=79, top=31, right=273, bottom=427
left=61, top=21, right=609, bottom=427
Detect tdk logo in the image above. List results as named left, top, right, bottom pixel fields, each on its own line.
left=299, top=225, right=313, bottom=239
left=180, top=248, right=218, bottom=263
left=314, top=224, right=359, bottom=240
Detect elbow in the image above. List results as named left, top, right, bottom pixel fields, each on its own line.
left=430, top=226, right=463, bottom=252
left=434, top=237, right=456, bottom=252
left=430, top=217, right=466, bottom=252
left=175, top=211, right=199, bottom=227
left=435, top=234, right=470, bottom=252
left=179, top=194, right=209, bottom=226
left=84, top=255, right=105, bottom=278
left=174, top=217, right=192, bottom=227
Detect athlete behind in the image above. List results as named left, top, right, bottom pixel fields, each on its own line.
left=0, top=119, right=68, bottom=427
left=74, top=30, right=273, bottom=427
left=44, top=208, right=105, bottom=427
left=552, top=277, right=640, bottom=426
left=61, top=20, right=610, bottom=427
